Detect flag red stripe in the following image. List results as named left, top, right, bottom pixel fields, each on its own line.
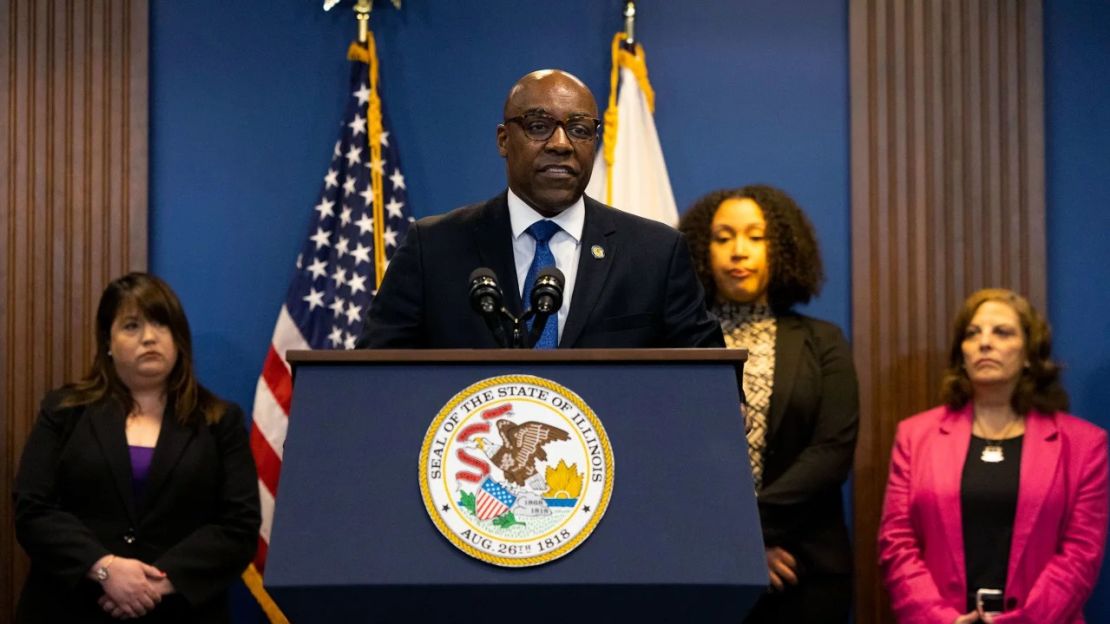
left=251, top=425, right=282, bottom=495
left=254, top=536, right=269, bottom=573
left=261, top=345, right=293, bottom=414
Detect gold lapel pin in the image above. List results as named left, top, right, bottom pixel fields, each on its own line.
left=591, top=245, right=605, bottom=259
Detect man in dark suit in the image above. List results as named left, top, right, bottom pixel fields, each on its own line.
left=357, top=69, right=722, bottom=349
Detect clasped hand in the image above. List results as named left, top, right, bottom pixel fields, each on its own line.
left=766, top=546, right=799, bottom=591
left=94, top=557, right=174, bottom=619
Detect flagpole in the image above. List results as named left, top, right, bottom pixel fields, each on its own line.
left=623, top=1, right=636, bottom=47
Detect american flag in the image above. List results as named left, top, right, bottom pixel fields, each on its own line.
left=475, top=477, right=518, bottom=521
left=247, top=40, right=412, bottom=577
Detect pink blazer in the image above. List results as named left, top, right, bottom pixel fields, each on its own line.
left=878, top=404, right=1109, bottom=624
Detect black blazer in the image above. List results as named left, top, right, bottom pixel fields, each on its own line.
left=757, top=314, right=859, bottom=577
left=14, top=389, right=260, bottom=623
left=357, top=192, right=724, bottom=349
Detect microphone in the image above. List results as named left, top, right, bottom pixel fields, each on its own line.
left=527, top=267, right=565, bottom=347
left=468, top=268, right=510, bottom=347
left=530, top=266, right=565, bottom=314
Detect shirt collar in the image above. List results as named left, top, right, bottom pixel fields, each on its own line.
left=506, top=188, right=584, bottom=244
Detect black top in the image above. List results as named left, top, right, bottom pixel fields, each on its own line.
left=961, top=434, right=1024, bottom=612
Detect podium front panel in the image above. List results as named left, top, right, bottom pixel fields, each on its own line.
left=266, top=356, right=765, bottom=621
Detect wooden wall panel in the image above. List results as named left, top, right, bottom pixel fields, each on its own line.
left=850, top=1, right=1045, bottom=622
left=0, top=1, right=147, bottom=618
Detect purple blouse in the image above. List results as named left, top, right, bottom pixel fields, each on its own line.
left=129, top=445, right=156, bottom=502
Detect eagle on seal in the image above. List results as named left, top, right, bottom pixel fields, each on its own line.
left=473, top=419, right=570, bottom=486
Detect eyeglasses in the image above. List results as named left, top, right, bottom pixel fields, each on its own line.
left=503, top=114, right=601, bottom=143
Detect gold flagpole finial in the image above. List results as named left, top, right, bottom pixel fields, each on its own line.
left=623, top=2, right=636, bottom=46
left=354, top=0, right=372, bottom=43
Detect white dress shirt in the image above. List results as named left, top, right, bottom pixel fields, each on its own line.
left=506, top=188, right=584, bottom=343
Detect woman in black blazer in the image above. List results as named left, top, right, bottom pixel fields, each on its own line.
left=14, top=273, right=260, bottom=623
left=679, top=185, right=859, bottom=623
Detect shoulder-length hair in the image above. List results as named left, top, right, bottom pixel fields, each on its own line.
left=677, top=184, right=823, bottom=314
left=940, top=288, right=1068, bottom=414
left=60, top=272, right=228, bottom=425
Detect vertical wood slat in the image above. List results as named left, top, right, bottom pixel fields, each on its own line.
left=0, top=2, right=148, bottom=619
left=849, top=1, right=1045, bottom=623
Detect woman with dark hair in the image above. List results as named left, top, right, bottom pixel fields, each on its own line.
left=879, top=288, right=1108, bottom=623
left=14, top=273, right=260, bottom=623
left=678, top=185, right=859, bottom=623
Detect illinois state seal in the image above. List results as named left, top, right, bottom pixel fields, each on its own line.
left=419, top=375, right=614, bottom=567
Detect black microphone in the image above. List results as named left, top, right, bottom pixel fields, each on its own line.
left=468, top=268, right=510, bottom=347
left=527, top=267, right=565, bottom=347
left=530, top=266, right=565, bottom=314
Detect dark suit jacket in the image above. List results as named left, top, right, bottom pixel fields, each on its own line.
left=757, top=314, right=859, bottom=578
left=14, top=389, right=261, bottom=623
left=357, top=192, right=724, bottom=349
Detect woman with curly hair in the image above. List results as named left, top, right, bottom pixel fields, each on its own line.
left=14, top=273, right=260, bottom=622
left=678, top=185, right=859, bottom=623
left=879, top=289, right=1108, bottom=623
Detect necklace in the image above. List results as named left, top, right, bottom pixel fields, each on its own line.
left=975, top=415, right=1021, bottom=463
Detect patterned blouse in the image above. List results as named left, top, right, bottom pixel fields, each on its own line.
left=713, top=301, right=777, bottom=491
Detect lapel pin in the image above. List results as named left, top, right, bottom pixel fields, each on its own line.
left=591, top=245, right=605, bottom=259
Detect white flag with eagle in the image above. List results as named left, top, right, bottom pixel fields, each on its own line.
left=586, top=34, right=678, bottom=226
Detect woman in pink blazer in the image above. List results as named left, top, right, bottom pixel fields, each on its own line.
left=879, top=289, right=1108, bottom=624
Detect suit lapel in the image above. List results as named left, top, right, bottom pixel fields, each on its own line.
left=560, top=199, right=616, bottom=347
left=767, top=315, right=804, bottom=440
left=88, top=400, right=139, bottom=524
left=936, top=405, right=973, bottom=582
left=473, top=193, right=524, bottom=316
left=1008, top=411, right=1060, bottom=584
left=141, top=404, right=195, bottom=515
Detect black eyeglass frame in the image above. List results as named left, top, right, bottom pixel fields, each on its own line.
left=502, top=114, right=602, bottom=143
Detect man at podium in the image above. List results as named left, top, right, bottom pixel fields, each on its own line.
left=357, top=69, right=723, bottom=350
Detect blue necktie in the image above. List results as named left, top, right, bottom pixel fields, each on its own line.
left=523, top=220, right=562, bottom=349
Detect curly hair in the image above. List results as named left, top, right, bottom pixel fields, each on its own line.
left=59, top=272, right=229, bottom=425
left=677, top=184, right=823, bottom=314
left=940, top=288, right=1069, bottom=414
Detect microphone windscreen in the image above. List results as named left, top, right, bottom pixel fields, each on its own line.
left=469, top=267, right=498, bottom=284
left=536, top=266, right=565, bottom=287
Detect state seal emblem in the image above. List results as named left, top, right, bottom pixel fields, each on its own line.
left=419, top=375, right=614, bottom=567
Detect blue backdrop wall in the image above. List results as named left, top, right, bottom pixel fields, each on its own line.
left=1044, top=1, right=1110, bottom=617
left=150, top=0, right=1109, bottom=620
left=149, top=0, right=850, bottom=412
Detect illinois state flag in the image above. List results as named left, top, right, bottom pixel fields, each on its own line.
left=586, top=34, right=679, bottom=226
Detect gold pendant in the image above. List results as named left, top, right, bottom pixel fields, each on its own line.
left=980, top=444, right=1005, bottom=463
